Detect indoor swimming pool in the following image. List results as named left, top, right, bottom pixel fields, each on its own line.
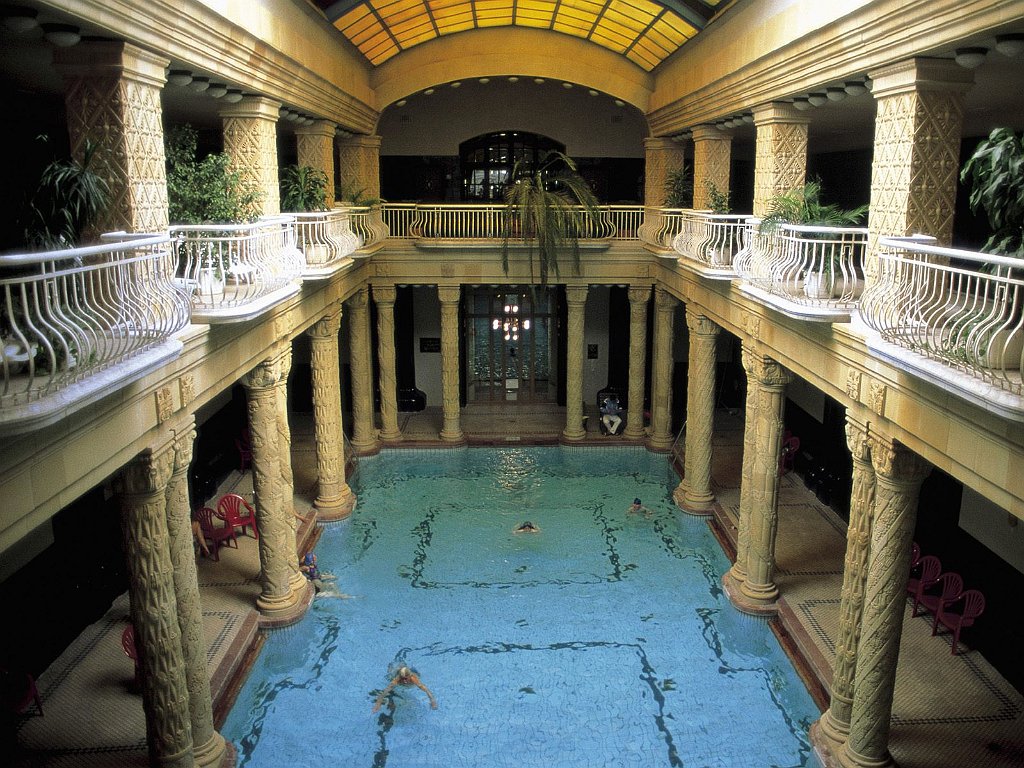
left=223, top=446, right=822, bottom=767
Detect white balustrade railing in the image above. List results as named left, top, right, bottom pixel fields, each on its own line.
left=638, top=207, right=689, bottom=252
left=348, top=206, right=389, bottom=254
left=380, top=203, right=418, bottom=238
left=673, top=212, right=749, bottom=270
left=604, top=205, right=645, bottom=240
left=407, top=203, right=616, bottom=242
left=862, top=237, right=1024, bottom=394
left=292, top=209, right=363, bottom=275
left=735, top=222, right=868, bottom=310
left=1, top=233, right=190, bottom=409
left=170, top=216, right=304, bottom=314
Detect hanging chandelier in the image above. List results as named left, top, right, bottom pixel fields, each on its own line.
left=491, top=294, right=530, bottom=341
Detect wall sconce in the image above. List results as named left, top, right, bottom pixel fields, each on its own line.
left=533, top=78, right=545, bottom=84
left=223, top=89, right=243, bottom=103
left=844, top=79, right=868, bottom=96
left=2, top=6, right=38, bottom=32
left=826, top=87, right=847, bottom=102
left=207, top=82, right=228, bottom=98
left=41, top=22, right=81, bottom=47
left=507, top=76, right=519, bottom=83
left=187, top=76, right=210, bottom=92
left=995, top=34, right=1024, bottom=57
left=954, top=47, right=988, bottom=68
left=807, top=92, right=828, bottom=107
left=449, top=81, right=461, bottom=88
left=478, top=78, right=490, bottom=84
left=792, top=97, right=811, bottom=111
left=167, top=69, right=192, bottom=86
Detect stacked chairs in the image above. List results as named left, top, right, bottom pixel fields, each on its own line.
left=932, top=590, right=986, bottom=655
left=913, top=571, right=963, bottom=618
left=195, top=506, right=238, bottom=561
left=906, top=553, right=942, bottom=608
left=906, top=542, right=986, bottom=655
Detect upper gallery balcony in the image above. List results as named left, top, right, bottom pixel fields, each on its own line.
left=0, top=233, right=191, bottom=434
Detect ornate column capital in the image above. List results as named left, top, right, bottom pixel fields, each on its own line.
left=752, top=101, right=810, bottom=126
left=654, top=285, right=678, bottom=311
left=627, top=285, right=652, bottom=305
left=437, top=284, right=461, bottom=305
left=295, top=119, right=337, bottom=140
left=685, top=309, right=719, bottom=338
left=565, top=284, right=589, bottom=307
left=171, top=421, right=197, bottom=474
left=242, top=354, right=284, bottom=390
left=219, top=94, right=283, bottom=121
left=868, top=57, right=974, bottom=99
left=742, top=347, right=791, bottom=390
left=308, top=306, right=343, bottom=339
left=868, top=432, right=932, bottom=484
left=690, top=123, right=729, bottom=144
left=54, top=40, right=170, bottom=87
left=348, top=286, right=369, bottom=310
left=845, top=417, right=872, bottom=463
left=373, top=283, right=397, bottom=305
left=115, top=441, right=175, bottom=497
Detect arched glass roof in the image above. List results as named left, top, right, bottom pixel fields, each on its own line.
left=314, top=0, right=722, bottom=70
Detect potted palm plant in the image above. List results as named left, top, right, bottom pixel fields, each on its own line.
left=280, top=165, right=328, bottom=212
left=24, top=137, right=109, bottom=249
left=500, top=151, right=600, bottom=285
left=664, top=164, right=694, bottom=208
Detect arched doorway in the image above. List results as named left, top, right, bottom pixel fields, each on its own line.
left=460, top=131, right=565, bottom=201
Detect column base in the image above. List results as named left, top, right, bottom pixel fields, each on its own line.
left=809, top=721, right=845, bottom=768
left=314, top=486, right=356, bottom=522
left=439, top=428, right=466, bottom=444
left=561, top=428, right=586, bottom=443
left=350, top=434, right=380, bottom=456
left=736, top=579, right=780, bottom=614
left=674, top=484, right=715, bottom=515
left=646, top=435, right=674, bottom=453
left=379, top=428, right=403, bottom=442
left=723, top=571, right=779, bottom=616
left=839, top=741, right=896, bottom=768
left=622, top=425, right=646, bottom=440
left=817, top=704, right=852, bottom=748
left=256, top=581, right=313, bottom=628
left=194, top=732, right=228, bottom=768
left=218, top=739, right=238, bottom=768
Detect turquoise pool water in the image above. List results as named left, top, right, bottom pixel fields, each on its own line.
left=223, top=446, right=822, bottom=767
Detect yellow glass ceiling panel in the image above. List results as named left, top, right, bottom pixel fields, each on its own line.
left=332, top=0, right=714, bottom=70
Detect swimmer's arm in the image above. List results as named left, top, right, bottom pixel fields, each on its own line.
left=372, top=679, right=399, bottom=712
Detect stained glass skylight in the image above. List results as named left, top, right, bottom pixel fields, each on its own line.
left=318, top=0, right=721, bottom=69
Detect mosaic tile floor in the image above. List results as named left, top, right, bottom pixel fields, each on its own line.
left=7, top=407, right=1023, bottom=767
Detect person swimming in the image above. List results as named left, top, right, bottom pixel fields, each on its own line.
left=514, top=521, right=540, bottom=533
left=627, top=498, right=650, bottom=517
left=372, top=665, right=438, bottom=712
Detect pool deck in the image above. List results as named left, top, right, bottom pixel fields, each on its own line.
left=8, top=405, right=1024, bottom=767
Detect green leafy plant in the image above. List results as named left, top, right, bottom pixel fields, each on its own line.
left=759, top=180, right=867, bottom=233
left=165, top=125, right=262, bottom=224
left=25, top=137, right=109, bottom=249
left=500, top=151, right=600, bottom=285
left=961, top=127, right=1024, bottom=259
left=280, top=164, right=329, bottom=212
left=664, top=164, right=694, bottom=208
left=336, top=180, right=381, bottom=207
left=705, top=180, right=730, bottom=214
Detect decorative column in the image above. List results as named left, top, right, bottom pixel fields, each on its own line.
left=867, top=58, right=972, bottom=266
left=221, top=95, right=282, bottom=215
left=242, top=352, right=308, bottom=624
left=647, top=286, right=677, bottom=451
left=817, top=418, right=876, bottom=748
left=347, top=287, right=379, bottom=454
left=691, top=124, right=732, bottom=209
left=374, top=284, right=402, bottom=442
left=272, top=345, right=304, bottom=594
left=752, top=102, right=809, bottom=217
left=438, top=285, right=465, bottom=443
left=296, top=119, right=336, bottom=204
left=640, top=137, right=688, bottom=247
left=738, top=352, right=791, bottom=608
left=54, top=41, right=170, bottom=234
left=116, top=442, right=193, bottom=768
left=562, top=285, right=588, bottom=442
left=623, top=285, right=650, bottom=439
left=164, top=422, right=227, bottom=768
left=337, top=134, right=382, bottom=201
left=674, top=310, right=719, bottom=512
left=308, top=307, right=356, bottom=520
left=725, top=343, right=760, bottom=590
left=841, top=437, right=930, bottom=768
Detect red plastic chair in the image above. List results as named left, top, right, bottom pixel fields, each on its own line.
left=910, top=541, right=921, bottom=569
left=196, top=506, right=238, bottom=561
left=778, top=432, right=800, bottom=476
left=122, top=625, right=140, bottom=683
left=216, top=493, right=259, bottom=540
left=235, top=428, right=252, bottom=471
left=1, top=666, right=43, bottom=717
left=906, top=554, right=941, bottom=602
left=933, top=589, right=986, bottom=655
left=913, top=571, right=963, bottom=618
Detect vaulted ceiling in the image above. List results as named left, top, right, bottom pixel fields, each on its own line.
left=313, top=0, right=723, bottom=69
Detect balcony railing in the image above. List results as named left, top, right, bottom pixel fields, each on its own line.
left=292, top=209, right=364, bottom=278
left=170, top=216, right=304, bottom=323
left=672, top=212, right=748, bottom=277
left=638, top=207, right=688, bottom=254
left=347, top=206, right=389, bottom=255
left=406, top=203, right=617, bottom=246
left=862, top=237, right=1024, bottom=401
left=735, top=221, right=868, bottom=321
left=381, top=203, right=417, bottom=239
left=1, top=233, right=190, bottom=431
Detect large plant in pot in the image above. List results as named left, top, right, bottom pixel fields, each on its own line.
left=759, top=180, right=867, bottom=298
left=280, top=165, right=328, bottom=212
left=500, top=151, right=600, bottom=285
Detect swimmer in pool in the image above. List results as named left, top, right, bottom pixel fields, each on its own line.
left=372, top=665, right=438, bottom=712
left=627, top=498, right=650, bottom=517
left=514, top=521, right=540, bottom=533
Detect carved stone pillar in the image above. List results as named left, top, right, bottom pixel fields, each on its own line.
left=438, top=285, right=465, bottom=443
left=738, top=353, right=791, bottom=608
left=648, top=286, right=677, bottom=452
left=272, top=346, right=304, bottom=593
left=643, top=137, right=687, bottom=207
left=241, top=353, right=307, bottom=623
left=347, top=287, right=379, bottom=453
left=752, top=102, right=809, bottom=217
left=562, top=285, right=588, bottom=442
left=841, top=438, right=930, bottom=768
left=336, top=134, right=382, bottom=201
left=308, top=307, right=356, bottom=520
left=623, top=285, right=650, bottom=439
left=54, top=41, right=170, bottom=234
left=221, top=96, right=282, bottom=216
left=691, top=124, right=732, bottom=210
left=818, top=418, right=876, bottom=748
left=116, top=442, right=193, bottom=768
left=296, top=119, right=336, bottom=204
left=674, top=309, right=719, bottom=512
left=374, top=284, right=402, bottom=441
left=164, top=423, right=226, bottom=768
left=726, top=344, right=760, bottom=588
left=867, top=58, right=972, bottom=268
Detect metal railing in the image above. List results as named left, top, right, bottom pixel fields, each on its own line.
left=169, top=216, right=305, bottom=315
left=292, top=209, right=364, bottom=275
left=347, top=206, right=389, bottom=254
left=673, top=212, right=749, bottom=271
left=861, top=237, right=1024, bottom=394
left=1, top=233, right=190, bottom=408
left=380, top=203, right=417, bottom=239
left=735, top=221, right=868, bottom=310
left=405, top=203, right=617, bottom=242
left=638, top=207, right=689, bottom=253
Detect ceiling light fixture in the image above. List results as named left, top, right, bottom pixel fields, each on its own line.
left=613, top=99, right=624, bottom=107
left=954, top=47, right=988, bottom=69
left=478, top=77, right=490, bottom=84
left=223, top=89, right=243, bottom=103
left=742, top=113, right=754, bottom=124
left=533, top=78, right=545, bottom=84
left=2, top=6, right=38, bottom=33
left=792, top=97, right=811, bottom=111
left=395, top=99, right=407, bottom=107
left=450, top=81, right=461, bottom=88
left=507, top=76, right=519, bottom=83
left=188, top=76, right=210, bottom=92
left=826, top=87, right=847, bottom=102
left=588, top=89, right=599, bottom=96
left=562, top=82, right=573, bottom=89
left=207, top=82, right=228, bottom=98
left=41, top=22, right=81, bottom=47
left=167, top=69, right=193, bottom=87
left=423, top=88, right=435, bottom=95
left=844, top=79, right=867, bottom=96
left=995, top=33, right=1024, bottom=57
left=807, top=92, right=828, bottom=107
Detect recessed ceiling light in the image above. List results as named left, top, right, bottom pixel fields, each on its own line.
left=396, top=99, right=407, bottom=107
left=588, top=89, right=599, bottom=96
left=2, top=7, right=38, bottom=33
left=450, top=81, right=461, bottom=88
left=562, top=82, right=573, bottom=89
left=507, top=76, right=519, bottom=83
left=533, top=78, right=545, bottom=84
left=792, top=97, right=811, bottom=111
left=844, top=80, right=867, bottom=96
left=478, top=77, right=490, bottom=84
left=613, top=99, right=624, bottom=107
left=207, top=83, right=228, bottom=98
left=424, top=88, right=435, bottom=95
left=167, top=69, right=193, bottom=87
left=826, top=87, right=847, bottom=101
